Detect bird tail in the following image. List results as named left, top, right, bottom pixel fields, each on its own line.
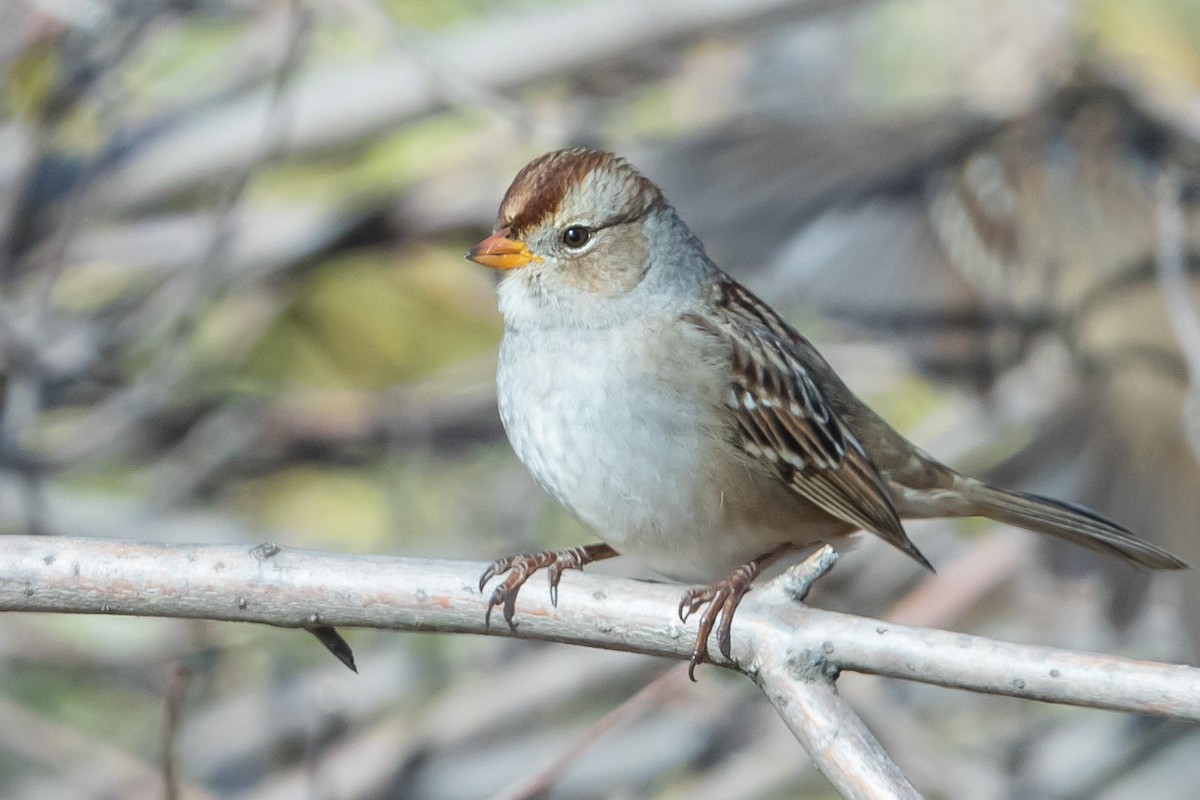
left=963, top=482, right=1188, bottom=570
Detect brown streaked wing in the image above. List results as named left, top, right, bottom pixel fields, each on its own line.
left=686, top=278, right=933, bottom=570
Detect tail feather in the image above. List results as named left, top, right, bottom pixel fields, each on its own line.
left=965, top=483, right=1188, bottom=570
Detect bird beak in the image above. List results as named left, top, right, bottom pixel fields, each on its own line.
left=466, top=230, right=538, bottom=270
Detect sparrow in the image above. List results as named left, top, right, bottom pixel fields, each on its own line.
left=467, top=147, right=1186, bottom=678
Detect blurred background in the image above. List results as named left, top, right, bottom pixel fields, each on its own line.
left=0, top=0, right=1198, bottom=797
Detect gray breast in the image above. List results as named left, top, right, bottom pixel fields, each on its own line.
left=497, top=319, right=725, bottom=546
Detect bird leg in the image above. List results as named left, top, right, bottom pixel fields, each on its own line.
left=479, top=543, right=619, bottom=630
left=678, top=545, right=792, bottom=681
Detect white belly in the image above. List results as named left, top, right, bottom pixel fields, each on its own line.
left=497, top=319, right=802, bottom=581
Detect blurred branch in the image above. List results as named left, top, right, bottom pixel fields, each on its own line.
left=0, top=693, right=220, bottom=800
left=1, top=537, right=1199, bottom=798
left=492, top=664, right=685, bottom=800
left=97, top=0, right=862, bottom=210
left=1156, top=168, right=1200, bottom=464
left=31, top=0, right=315, bottom=474
left=225, top=647, right=663, bottom=800
left=162, top=662, right=193, bottom=800
left=0, top=3, right=169, bottom=533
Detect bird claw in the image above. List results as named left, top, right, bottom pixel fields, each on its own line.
left=679, top=554, right=780, bottom=680
left=677, top=587, right=713, bottom=624
left=478, top=556, right=514, bottom=593
left=478, top=545, right=615, bottom=630
left=483, top=581, right=520, bottom=630
left=548, top=562, right=569, bottom=608
left=480, top=553, right=547, bottom=631
left=681, top=582, right=734, bottom=681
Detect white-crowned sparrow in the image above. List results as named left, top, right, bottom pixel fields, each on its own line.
left=469, top=148, right=1186, bottom=677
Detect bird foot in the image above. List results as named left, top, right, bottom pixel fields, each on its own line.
left=479, top=543, right=617, bottom=630
left=678, top=545, right=792, bottom=680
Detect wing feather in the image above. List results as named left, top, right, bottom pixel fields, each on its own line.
left=686, top=277, right=932, bottom=570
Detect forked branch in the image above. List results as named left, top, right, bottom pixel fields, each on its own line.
left=0, top=536, right=1197, bottom=799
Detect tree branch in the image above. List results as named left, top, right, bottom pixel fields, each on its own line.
left=1, top=536, right=1198, bottom=798
left=751, top=546, right=921, bottom=799
left=755, top=669, right=920, bottom=800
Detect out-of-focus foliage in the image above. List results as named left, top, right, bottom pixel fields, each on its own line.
left=0, top=0, right=1198, bottom=798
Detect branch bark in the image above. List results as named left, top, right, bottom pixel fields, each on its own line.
left=755, top=670, right=920, bottom=800
left=1, top=536, right=1198, bottom=798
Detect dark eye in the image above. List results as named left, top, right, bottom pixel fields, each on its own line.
left=561, top=226, right=591, bottom=248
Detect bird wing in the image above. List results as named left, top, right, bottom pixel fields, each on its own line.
left=685, top=277, right=932, bottom=570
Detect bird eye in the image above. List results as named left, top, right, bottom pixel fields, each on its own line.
left=561, top=226, right=591, bottom=248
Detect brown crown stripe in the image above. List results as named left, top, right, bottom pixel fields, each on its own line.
left=499, top=148, right=663, bottom=237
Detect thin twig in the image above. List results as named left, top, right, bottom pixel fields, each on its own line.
left=163, top=662, right=193, bottom=800
left=43, top=0, right=314, bottom=472
left=0, top=8, right=163, bottom=535
left=0, top=693, right=220, bottom=800
left=884, top=530, right=1028, bottom=628
left=490, top=664, right=686, bottom=800
left=336, top=0, right=531, bottom=132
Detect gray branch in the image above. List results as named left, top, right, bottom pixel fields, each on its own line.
left=752, top=548, right=921, bottom=799
left=1, top=536, right=1198, bottom=799
left=755, top=671, right=920, bottom=800
left=1156, top=168, right=1200, bottom=465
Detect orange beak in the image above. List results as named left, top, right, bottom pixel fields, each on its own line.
left=466, top=230, right=538, bottom=270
